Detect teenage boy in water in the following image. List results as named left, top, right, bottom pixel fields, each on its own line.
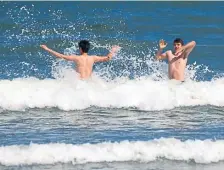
left=156, top=38, right=196, bottom=81
left=40, top=40, right=120, bottom=79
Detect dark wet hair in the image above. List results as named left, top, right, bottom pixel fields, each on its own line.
left=173, top=38, right=184, bottom=45
left=78, top=40, right=90, bottom=53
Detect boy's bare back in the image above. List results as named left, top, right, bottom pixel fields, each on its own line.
left=75, top=54, right=95, bottom=79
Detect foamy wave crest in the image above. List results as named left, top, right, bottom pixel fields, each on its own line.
left=1, top=138, right=224, bottom=166
left=1, top=75, right=224, bottom=111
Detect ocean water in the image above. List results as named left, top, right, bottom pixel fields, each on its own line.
left=1, top=1, right=224, bottom=170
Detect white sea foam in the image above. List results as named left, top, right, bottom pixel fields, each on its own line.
left=0, top=70, right=224, bottom=111
left=0, top=138, right=224, bottom=166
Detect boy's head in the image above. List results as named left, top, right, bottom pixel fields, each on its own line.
left=173, top=38, right=184, bottom=51
left=78, top=40, right=90, bottom=53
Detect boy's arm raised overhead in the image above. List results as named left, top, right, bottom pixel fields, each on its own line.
left=156, top=39, right=168, bottom=60
left=174, top=41, right=196, bottom=57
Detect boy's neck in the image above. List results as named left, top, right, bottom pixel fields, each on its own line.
left=81, top=52, right=88, bottom=56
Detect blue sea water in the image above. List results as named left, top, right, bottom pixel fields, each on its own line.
left=1, top=1, right=224, bottom=170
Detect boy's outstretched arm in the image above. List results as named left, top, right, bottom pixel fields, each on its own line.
left=40, top=45, right=78, bottom=61
left=94, top=45, right=120, bottom=63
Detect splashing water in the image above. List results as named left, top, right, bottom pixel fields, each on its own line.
left=1, top=3, right=217, bottom=81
